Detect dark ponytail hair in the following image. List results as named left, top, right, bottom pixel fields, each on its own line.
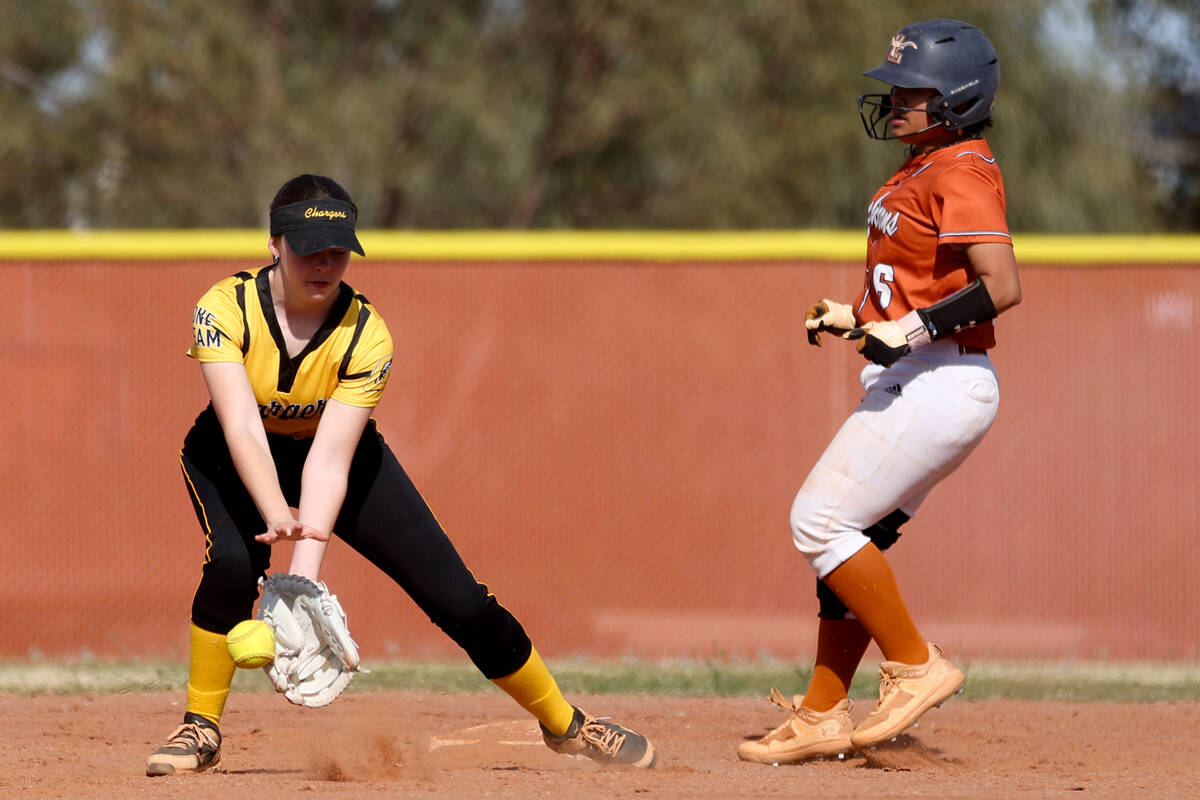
left=270, top=174, right=358, bottom=217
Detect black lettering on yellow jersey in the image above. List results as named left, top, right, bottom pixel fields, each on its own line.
left=188, top=264, right=394, bottom=437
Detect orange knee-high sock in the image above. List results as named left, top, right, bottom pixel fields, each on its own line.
left=821, top=544, right=927, bottom=665
left=490, top=646, right=576, bottom=736
left=803, top=617, right=873, bottom=712
left=185, top=623, right=236, bottom=726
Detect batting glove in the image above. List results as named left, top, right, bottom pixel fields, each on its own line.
left=804, top=299, right=856, bottom=346
left=845, top=310, right=931, bottom=367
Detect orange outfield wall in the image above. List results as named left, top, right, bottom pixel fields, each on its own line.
left=1, top=257, right=1197, bottom=662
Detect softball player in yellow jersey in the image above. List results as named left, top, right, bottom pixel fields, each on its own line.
left=147, top=174, right=655, bottom=776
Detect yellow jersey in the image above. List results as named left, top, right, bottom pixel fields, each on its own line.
left=188, top=265, right=393, bottom=436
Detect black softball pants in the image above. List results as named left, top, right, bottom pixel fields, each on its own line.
left=179, top=407, right=532, bottom=679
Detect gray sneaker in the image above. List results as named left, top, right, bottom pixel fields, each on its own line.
left=541, top=706, right=657, bottom=768
left=146, top=713, right=222, bottom=776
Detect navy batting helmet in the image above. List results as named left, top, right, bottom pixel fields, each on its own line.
left=857, top=19, right=999, bottom=140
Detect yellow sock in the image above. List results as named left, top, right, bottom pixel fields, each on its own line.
left=185, top=623, right=235, bottom=726
left=491, top=646, right=576, bottom=736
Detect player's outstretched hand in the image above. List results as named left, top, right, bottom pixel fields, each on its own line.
left=845, top=321, right=911, bottom=367
left=256, top=517, right=330, bottom=544
left=804, top=299, right=856, bottom=346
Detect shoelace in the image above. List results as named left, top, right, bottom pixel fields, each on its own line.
left=767, top=687, right=802, bottom=714
left=579, top=719, right=627, bottom=756
left=766, top=688, right=850, bottom=724
left=163, top=722, right=217, bottom=751
left=873, top=671, right=901, bottom=711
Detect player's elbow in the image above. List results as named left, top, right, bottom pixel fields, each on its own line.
left=996, top=280, right=1022, bottom=314
left=982, top=272, right=1021, bottom=316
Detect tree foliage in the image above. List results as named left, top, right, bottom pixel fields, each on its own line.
left=1090, top=0, right=1200, bottom=230
left=0, top=0, right=1192, bottom=231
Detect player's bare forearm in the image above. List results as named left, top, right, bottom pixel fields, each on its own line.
left=297, top=465, right=348, bottom=540
left=288, top=538, right=330, bottom=581
left=967, top=242, right=1022, bottom=314
left=201, top=361, right=294, bottom=525
left=286, top=464, right=348, bottom=579
left=224, top=428, right=294, bottom=525
left=288, top=400, right=373, bottom=576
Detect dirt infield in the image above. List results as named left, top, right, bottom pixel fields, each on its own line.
left=3, top=690, right=1197, bottom=799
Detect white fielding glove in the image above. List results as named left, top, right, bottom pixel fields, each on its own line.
left=257, top=573, right=365, bottom=707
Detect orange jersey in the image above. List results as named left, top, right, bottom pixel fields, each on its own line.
left=853, top=137, right=1011, bottom=349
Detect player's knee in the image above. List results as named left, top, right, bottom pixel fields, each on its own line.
left=189, top=544, right=270, bottom=632
left=865, top=509, right=909, bottom=552
left=430, top=590, right=532, bottom=679
left=812, top=509, right=910, bottom=620
left=191, top=573, right=260, bottom=632
left=788, top=487, right=824, bottom=559
left=789, top=492, right=870, bottom=578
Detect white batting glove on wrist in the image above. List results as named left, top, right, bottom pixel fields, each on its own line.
left=804, top=299, right=856, bottom=346
left=845, top=310, right=931, bottom=367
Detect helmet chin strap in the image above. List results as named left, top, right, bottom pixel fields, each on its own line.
left=881, top=99, right=949, bottom=141
left=886, top=118, right=946, bottom=140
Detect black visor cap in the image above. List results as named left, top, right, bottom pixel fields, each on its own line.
left=269, top=198, right=365, bottom=257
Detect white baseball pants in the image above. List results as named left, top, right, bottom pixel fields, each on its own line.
left=791, top=340, right=1000, bottom=579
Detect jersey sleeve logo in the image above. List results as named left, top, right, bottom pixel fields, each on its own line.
left=192, top=304, right=227, bottom=349
left=363, top=357, right=392, bottom=395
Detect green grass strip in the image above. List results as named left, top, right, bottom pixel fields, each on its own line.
left=2, top=659, right=1197, bottom=703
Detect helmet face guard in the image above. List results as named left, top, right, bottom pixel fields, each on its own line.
left=857, top=93, right=951, bottom=141
left=858, top=18, right=999, bottom=140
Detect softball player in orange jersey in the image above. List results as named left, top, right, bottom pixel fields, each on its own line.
left=147, top=174, right=655, bottom=776
left=739, top=19, right=1022, bottom=764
